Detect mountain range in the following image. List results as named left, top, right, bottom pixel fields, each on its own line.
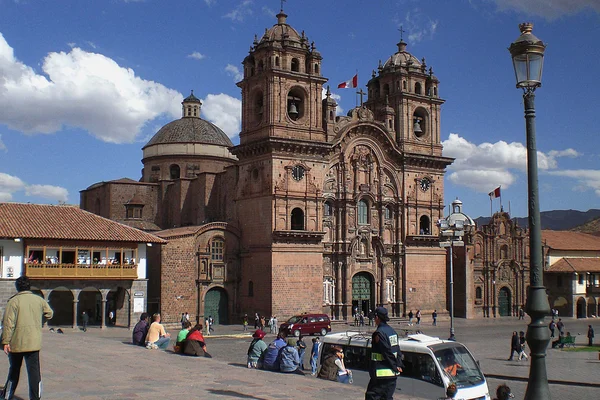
left=474, top=209, right=600, bottom=232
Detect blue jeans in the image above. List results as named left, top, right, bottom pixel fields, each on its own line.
left=154, top=337, right=170, bottom=349
left=338, top=373, right=350, bottom=384
left=298, top=349, right=305, bottom=370
left=310, top=355, right=318, bottom=374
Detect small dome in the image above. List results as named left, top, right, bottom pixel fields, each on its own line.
left=143, top=118, right=233, bottom=149
left=257, top=11, right=304, bottom=47
left=183, top=91, right=202, bottom=104
left=383, top=40, right=421, bottom=69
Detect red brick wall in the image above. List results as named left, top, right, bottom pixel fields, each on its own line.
left=404, top=246, right=447, bottom=313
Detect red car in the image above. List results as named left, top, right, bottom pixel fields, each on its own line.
left=279, top=313, right=332, bottom=337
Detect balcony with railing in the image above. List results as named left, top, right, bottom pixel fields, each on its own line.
left=26, top=262, right=138, bottom=279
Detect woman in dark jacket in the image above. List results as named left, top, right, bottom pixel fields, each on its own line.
left=317, top=346, right=351, bottom=384
left=183, top=324, right=211, bottom=357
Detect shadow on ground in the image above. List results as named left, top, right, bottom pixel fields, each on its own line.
left=206, top=389, right=267, bottom=399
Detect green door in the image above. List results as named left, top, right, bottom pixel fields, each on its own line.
left=352, top=272, right=374, bottom=316
left=204, top=288, right=228, bottom=324
left=498, top=287, right=511, bottom=316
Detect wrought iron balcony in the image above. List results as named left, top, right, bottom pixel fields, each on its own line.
left=25, top=262, right=138, bottom=279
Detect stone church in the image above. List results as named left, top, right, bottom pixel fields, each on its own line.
left=81, top=10, right=453, bottom=324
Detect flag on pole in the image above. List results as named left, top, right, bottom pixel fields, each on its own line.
left=338, top=74, right=358, bottom=89
left=488, top=186, right=501, bottom=199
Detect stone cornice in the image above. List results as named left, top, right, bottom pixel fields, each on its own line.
left=272, top=230, right=325, bottom=243
left=231, top=137, right=332, bottom=158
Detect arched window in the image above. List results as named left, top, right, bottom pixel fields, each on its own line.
left=385, top=205, right=393, bottom=220
left=419, top=215, right=430, bottom=235
left=314, top=64, right=319, bottom=74
left=433, top=87, right=438, bottom=96
left=291, top=208, right=304, bottom=230
left=403, top=80, right=407, bottom=90
left=476, top=287, right=482, bottom=299
left=500, top=245, right=508, bottom=259
left=211, top=238, right=224, bottom=261
left=275, top=56, right=280, bottom=67
left=358, top=200, right=368, bottom=225
left=170, top=164, right=180, bottom=179
left=415, top=82, right=422, bottom=95
left=248, top=281, right=254, bottom=297
left=324, top=201, right=333, bottom=217
left=291, top=58, right=299, bottom=72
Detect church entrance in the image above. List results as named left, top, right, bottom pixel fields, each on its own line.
left=352, top=272, right=374, bottom=317
left=498, top=287, right=511, bottom=316
left=204, top=287, right=228, bottom=324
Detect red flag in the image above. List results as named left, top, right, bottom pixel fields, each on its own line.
left=338, top=74, right=358, bottom=89
left=489, top=186, right=501, bottom=199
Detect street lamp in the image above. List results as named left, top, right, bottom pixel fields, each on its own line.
left=438, top=199, right=474, bottom=341
left=509, top=22, right=551, bottom=400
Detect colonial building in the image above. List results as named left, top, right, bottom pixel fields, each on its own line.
left=460, top=210, right=600, bottom=319
left=0, top=203, right=165, bottom=328
left=81, top=9, right=453, bottom=324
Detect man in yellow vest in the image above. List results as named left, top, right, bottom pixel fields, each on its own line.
left=365, top=306, right=403, bottom=399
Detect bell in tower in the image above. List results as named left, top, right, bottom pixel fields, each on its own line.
left=413, top=116, right=423, bottom=135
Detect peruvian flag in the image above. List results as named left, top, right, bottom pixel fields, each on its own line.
left=489, top=186, right=501, bottom=199
left=338, top=74, right=358, bottom=89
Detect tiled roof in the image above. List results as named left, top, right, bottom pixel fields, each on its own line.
left=542, top=230, right=600, bottom=251
left=0, top=203, right=165, bottom=243
left=155, top=226, right=202, bottom=239
left=547, top=258, right=600, bottom=273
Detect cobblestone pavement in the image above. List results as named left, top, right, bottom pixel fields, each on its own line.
left=0, top=317, right=598, bottom=399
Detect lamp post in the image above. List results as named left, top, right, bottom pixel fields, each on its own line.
left=509, top=22, right=551, bottom=399
left=438, top=199, right=474, bottom=341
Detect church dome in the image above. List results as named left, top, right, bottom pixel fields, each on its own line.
left=382, top=40, right=421, bottom=69
left=143, top=118, right=233, bottom=149
left=257, top=11, right=306, bottom=49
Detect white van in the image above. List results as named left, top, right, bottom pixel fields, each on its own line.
left=321, top=331, right=490, bottom=400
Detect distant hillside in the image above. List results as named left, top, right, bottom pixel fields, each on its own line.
left=474, top=209, right=600, bottom=231
left=571, top=217, right=600, bottom=236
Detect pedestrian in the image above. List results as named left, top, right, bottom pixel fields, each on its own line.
left=416, top=309, right=421, bottom=325
left=549, top=320, right=556, bottom=338
left=208, top=315, right=214, bottom=333
left=1, top=276, right=54, bottom=400
left=132, top=312, right=150, bottom=346
left=365, top=306, right=403, bottom=400
left=260, top=315, right=266, bottom=331
left=243, top=314, right=249, bottom=331
left=310, top=337, right=320, bottom=376
left=180, top=313, right=186, bottom=329
left=359, top=312, right=365, bottom=327
left=272, top=315, right=278, bottom=334
left=556, top=318, right=564, bottom=336
left=588, top=325, right=595, bottom=346
left=438, top=383, right=458, bottom=399
left=518, top=307, right=524, bottom=320
left=269, top=316, right=275, bottom=333
left=297, top=334, right=306, bottom=370
left=408, top=310, right=414, bottom=326
left=493, top=384, right=513, bottom=400
left=507, top=331, right=519, bottom=361
left=354, top=312, right=359, bottom=327
left=551, top=308, right=556, bottom=320
left=517, top=331, right=528, bottom=361
left=247, top=329, right=267, bottom=369
left=254, top=313, right=259, bottom=329
left=185, top=312, right=190, bottom=322
left=205, top=317, right=211, bottom=336
left=108, top=310, right=114, bottom=326
left=82, top=310, right=89, bottom=332
left=432, top=309, right=438, bottom=326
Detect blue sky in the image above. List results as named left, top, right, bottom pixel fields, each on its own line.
left=0, top=0, right=599, bottom=219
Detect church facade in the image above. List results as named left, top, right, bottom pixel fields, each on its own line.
left=81, top=10, right=453, bottom=324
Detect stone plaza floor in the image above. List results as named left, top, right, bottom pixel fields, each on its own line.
left=0, top=316, right=598, bottom=399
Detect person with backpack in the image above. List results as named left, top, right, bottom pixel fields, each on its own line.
left=247, top=329, right=267, bottom=369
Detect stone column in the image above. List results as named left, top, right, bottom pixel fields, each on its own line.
left=101, top=299, right=107, bottom=329
left=72, top=299, right=79, bottom=330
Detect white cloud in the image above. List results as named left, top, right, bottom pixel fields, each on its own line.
left=25, top=184, right=69, bottom=202
left=262, top=6, right=276, bottom=16
left=188, top=51, right=206, bottom=61
left=0, top=172, right=67, bottom=202
left=0, top=134, right=6, bottom=152
left=204, top=0, right=216, bottom=5
left=224, top=0, right=253, bottom=22
left=225, top=63, right=243, bottom=82
left=493, top=0, right=600, bottom=19
left=67, top=42, right=76, bottom=49
left=442, top=133, right=580, bottom=193
left=547, top=169, right=600, bottom=196
left=202, top=93, right=241, bottom=138
left=395, top=9, right=438, bottom=44
left=0, top=32, right=182, bottom=144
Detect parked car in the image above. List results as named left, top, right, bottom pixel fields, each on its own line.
left=279, top=313, right=331, bottom=337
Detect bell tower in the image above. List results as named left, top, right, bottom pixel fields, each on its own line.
left=232, top=9, right=329, bottom=318
left=237, top=10, right=328, bottom=144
